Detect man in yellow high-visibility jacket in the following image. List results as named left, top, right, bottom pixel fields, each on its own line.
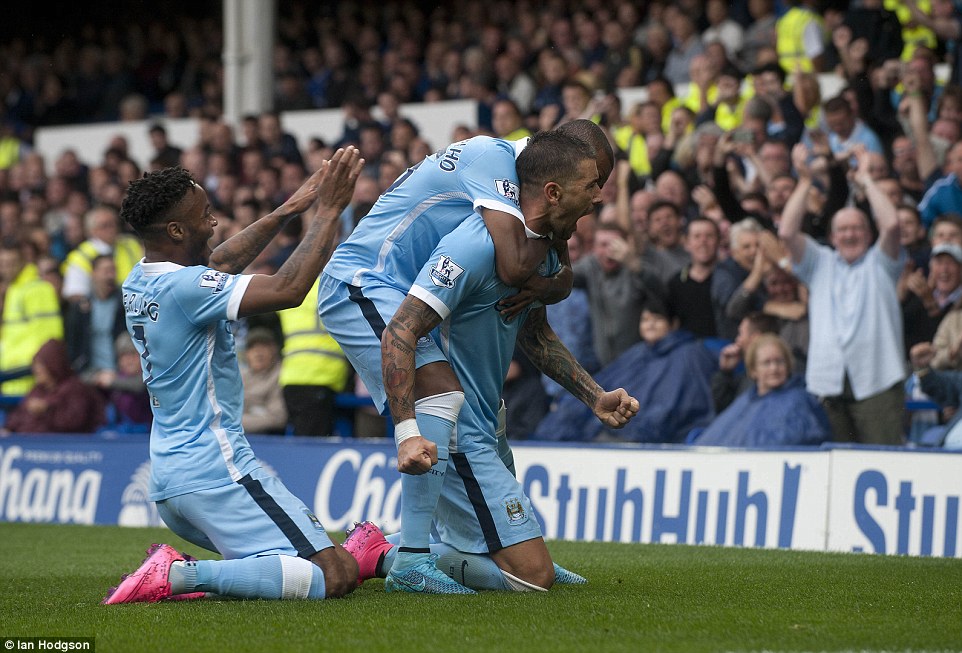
left=0, top=243, right=64, bottom=395
left=776, top=0, right=827, bottom=74
left=278, top=278, right=350, bottom=436
left=61, top=205, right=142, bottom=302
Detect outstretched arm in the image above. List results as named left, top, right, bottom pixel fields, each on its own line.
left=517, top=306, right=638, bottom=428
left=778, top=143, right=814, bottom=264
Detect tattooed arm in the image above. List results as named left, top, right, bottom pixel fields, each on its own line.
left=382, top=294, right=444, bottom=474
left=518, top=306, right=639, bottom=428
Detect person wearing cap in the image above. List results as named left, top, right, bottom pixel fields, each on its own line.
left=901, top=241, right=962, bottom=355
left=241, top=327, right=287, bottom=435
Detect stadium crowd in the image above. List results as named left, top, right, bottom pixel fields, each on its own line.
left=3, top=0, right=962, bottom=447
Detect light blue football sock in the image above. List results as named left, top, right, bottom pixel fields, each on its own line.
left=429, top=542, right=511, bottom=591
left=170, top=556, right=325, bottom=599
left=385, top=534, right=511, bottom=590
left=395, top=410, right=453, bottom=571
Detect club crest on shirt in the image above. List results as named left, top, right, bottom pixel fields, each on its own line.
left=303, top=509, right=324, bottom=531
left=430, top=255, right=465, bottom=289
left=199, top=269, right=229, bottom=293
left=503, top=497, right=528, bottom=525
left=494, top=179, right=520, bottom=207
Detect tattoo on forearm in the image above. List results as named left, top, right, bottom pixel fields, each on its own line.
left=210, top=215, right=287, bottom=273
left=519, top=309, right=600, bottom=406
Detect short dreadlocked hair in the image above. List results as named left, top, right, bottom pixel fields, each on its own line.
left=120, top=167, right=197, bottom=235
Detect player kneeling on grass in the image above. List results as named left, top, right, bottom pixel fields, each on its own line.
left=103, top=149, right=364, bottom=604
left=343, top=132, right=638, bottom=592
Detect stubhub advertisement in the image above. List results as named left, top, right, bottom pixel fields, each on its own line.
left=1, top=436, right=959, bottom=558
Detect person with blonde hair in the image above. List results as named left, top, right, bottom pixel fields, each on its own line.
left=692, top=333, right=830, bottom=446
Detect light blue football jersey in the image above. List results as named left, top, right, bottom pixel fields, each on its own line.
left=323, top=135, right=527, bottom=290
left=122, top=260, right=259, bottom=501
left=408, top=218, right=560, bottom=452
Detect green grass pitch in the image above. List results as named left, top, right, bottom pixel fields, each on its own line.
left=2, top=523, right=961, bottom=653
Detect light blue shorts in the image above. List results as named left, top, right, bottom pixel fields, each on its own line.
left=156, top=467, right=333, bottom=560
left=317, top=272, right=446, bottom=413
left=434, top=445, right=543, bottom=554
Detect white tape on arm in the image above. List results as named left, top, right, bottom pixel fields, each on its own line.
left=394, top=418, right=421, bottom=447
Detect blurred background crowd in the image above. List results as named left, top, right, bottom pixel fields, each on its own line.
left=3, top=0, right=962, bottom=449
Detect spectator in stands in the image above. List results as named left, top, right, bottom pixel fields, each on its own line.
left=692, top=333, right=831, bottom=446
left=258, top=111, right=303, bottom=168
left=740, top=0, right=778, bottom=74
left=64, top=254, right=126, bottom=379
left=712, top=311, right=782, bottom=413
left=490, top=98, right=532, bottom=141
left=0, top=242, right=64, bottom=395
left=712, top=218, right=766, bottom=340
left=901, top=242, right=962, bottom=355
left=240, top=327, right=287, bottom=435
left=90, top=333, right=151, bottom=428
left=573, top=221, right=665, bottom=366
left=148, top=124, right=183, bottom=169
left=779, top=144, right=905, bottom=445
left=663, top=6, right=705, bottom=86
left=821, top=95, right=885, bottom=157
left=751, top=63, right=806, bottom=147
left=919, top=141, right=962, bottom=229
left=61, top=205, right=143, bottom=302
left=534, top=296, right=716, bottom=443
left=502, top=344, right=550, bottom=440
left=643, top=197, right=690, bottom=279
left=2, top=339, right=104, bottom=434
left=278, top=279, right=350, bottom=436
left=909, top=341, right=962, bottom=448
left=542, top=231, right=598, bottom=404
left=666, top=217, right=721, bottom=338
left=775, top=0, right=827, bottom=74
left=898, top=205, right=932, bottom=274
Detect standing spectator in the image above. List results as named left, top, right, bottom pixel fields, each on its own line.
left=712, top=218, right=766, bottom=340
left=666, top=217, right=721, bottom=338
left=775, top=0, right=827, bottom=73
left=241, top=327, right=287, bottom=435
left=779, top=144, right=905, bottom=445
left=574, top=223, right=665, bottom=366
left=0, top=242, right=64, bottom=395
left=148, top=124, right=183, bottom=169
left=821, top=95, right=885, bottom=157
left=740, top=0, right=778, bottom=73
left=2, top=339, right=104, bottom=434
left=258, top=111, right=303, bottom=168
left=490, top=99, right=532, bottom=141
left=703, top=0, right=745, bottom=62
left=663, top=7, right=705, bottom=86
left=642, top=198, right=690, bottom=285
left=278, top=279, right=350, bottom=436
left=61, top=205, right=143, bottom=303
left=64, top=254, right=126, bottom=379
